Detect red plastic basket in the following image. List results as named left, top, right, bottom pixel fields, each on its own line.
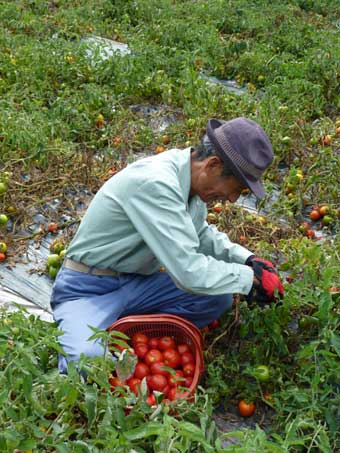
left=107, top=314, right=204, bottom=396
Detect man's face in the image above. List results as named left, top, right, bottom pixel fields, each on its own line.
left=191, top=156, right=247, bottom=203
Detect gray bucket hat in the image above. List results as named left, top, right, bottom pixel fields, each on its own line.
left=206, top=117, right=274, bottom=199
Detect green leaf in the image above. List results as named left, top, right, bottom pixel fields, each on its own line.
left=124, top=422, right=164, bottom=441
left=85, top=385, right=97, bottom=427
left=23, top=373, right=32, bottom=400
left=65, top=386, right=78, bottom=407
left=17, top=439, right=37, bottom=450
left=330, top=332, right=340, bottom=357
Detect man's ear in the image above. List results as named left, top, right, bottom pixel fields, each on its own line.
left=206, top=156, right=224, bottom=173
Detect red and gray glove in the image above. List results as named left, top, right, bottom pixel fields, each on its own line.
left=246, top=256, right=284, bottom=304
left=246, top=255, right=278, bottom=274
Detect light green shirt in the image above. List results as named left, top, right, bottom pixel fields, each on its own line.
left=67, top=148, right=254, bottom=295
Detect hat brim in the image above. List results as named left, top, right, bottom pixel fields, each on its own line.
left=207, top=119, right=266, bottom=200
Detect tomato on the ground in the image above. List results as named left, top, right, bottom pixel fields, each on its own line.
left=238, top=400, right=255, bottom=417
left=48, top=222, right=58, bottom=234
left=309, top=209, right=321, bottom=221
left=208, top=319, right=219, bottom=329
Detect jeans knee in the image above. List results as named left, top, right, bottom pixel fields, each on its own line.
left=214, top=294, right=233, bottom=318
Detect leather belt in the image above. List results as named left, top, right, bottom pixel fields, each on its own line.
left=64, top=258, right=120, bottom=277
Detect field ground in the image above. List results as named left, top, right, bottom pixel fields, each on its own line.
left=0, top=1, right=339, bottom=451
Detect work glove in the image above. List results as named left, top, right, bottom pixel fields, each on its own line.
left=246, top=255, right=278, bottom=274
left=247, top=259, right=284, bottom=305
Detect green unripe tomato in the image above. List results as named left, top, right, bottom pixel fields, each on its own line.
left=59, top=249, right=67, bottom=259
left=281, top=136, right=291, bottom=145
left=0, top=182, right=7, bottom=194
left=48, top=266, right=59, bottom=279
left=254, top=365, right=270, bottom=382
left=0, top=214, right=8, bottom=224
left=322, top=215, right=333, bottom=226
left=47, top=254, right=61, bottom=269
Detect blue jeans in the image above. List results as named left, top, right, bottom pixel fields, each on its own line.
left=51, top=267, right=233, bottom=373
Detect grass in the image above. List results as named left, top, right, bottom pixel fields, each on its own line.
left=0, top=0, right=339, bottom=451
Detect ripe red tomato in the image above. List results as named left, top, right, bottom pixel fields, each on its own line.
left=208, top=319, right=219, bottom=329
left=145, top=349, right=163, bottom=366
left=184, top=376, right=193, bottom=388
left=150, top=361, right=170, bottom=377
left=168, top=387, right=189, bottom=401
left=306, top=229, right=315, bottom=239
left=127, top=377, right=141, bottom=396
left=162, top=385, right=170, bottom=396
left=177, top=344, right=191, bottom=355
left=146, top=393, right=156, bottom=406
left=168, top=370, right=184, bottom=387
left=147, top=374, right=168, bottom=391
left=180, top=352, right=195, bottom=367
left=132, top=333, right=148, bottom=347
left=319, top=205, right=329, bottom=217
left=47, top=222, right=58, bottom=234
left=148, top=337, right=160, bottom=349
left=238, top=400, right=255, bottom=417
left=109, top=376, right=126, bottom=388
left=183, top=362, right=195, bottom=377
left=0, top=252, right=6, bottom=262
left=158, top=336, right=175, bottom=351
left=163, top=349, right=181, bottom=369
left=134, top=343, right=149, bottom=360
left=309, top=209, right=321, bottom=221
left=134, top=362, right=150, bottom=380
left=167, top=387, right=179, bottom=401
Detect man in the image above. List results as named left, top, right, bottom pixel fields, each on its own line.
left=51, top=117, right=284, bottom=373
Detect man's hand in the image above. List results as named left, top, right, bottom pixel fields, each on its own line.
left=248, top=259, right=284, bottom=304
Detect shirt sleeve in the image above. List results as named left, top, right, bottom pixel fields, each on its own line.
left=196, top=204, right=254, bottom=264
left=124, top=178, right=254, bottom=296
